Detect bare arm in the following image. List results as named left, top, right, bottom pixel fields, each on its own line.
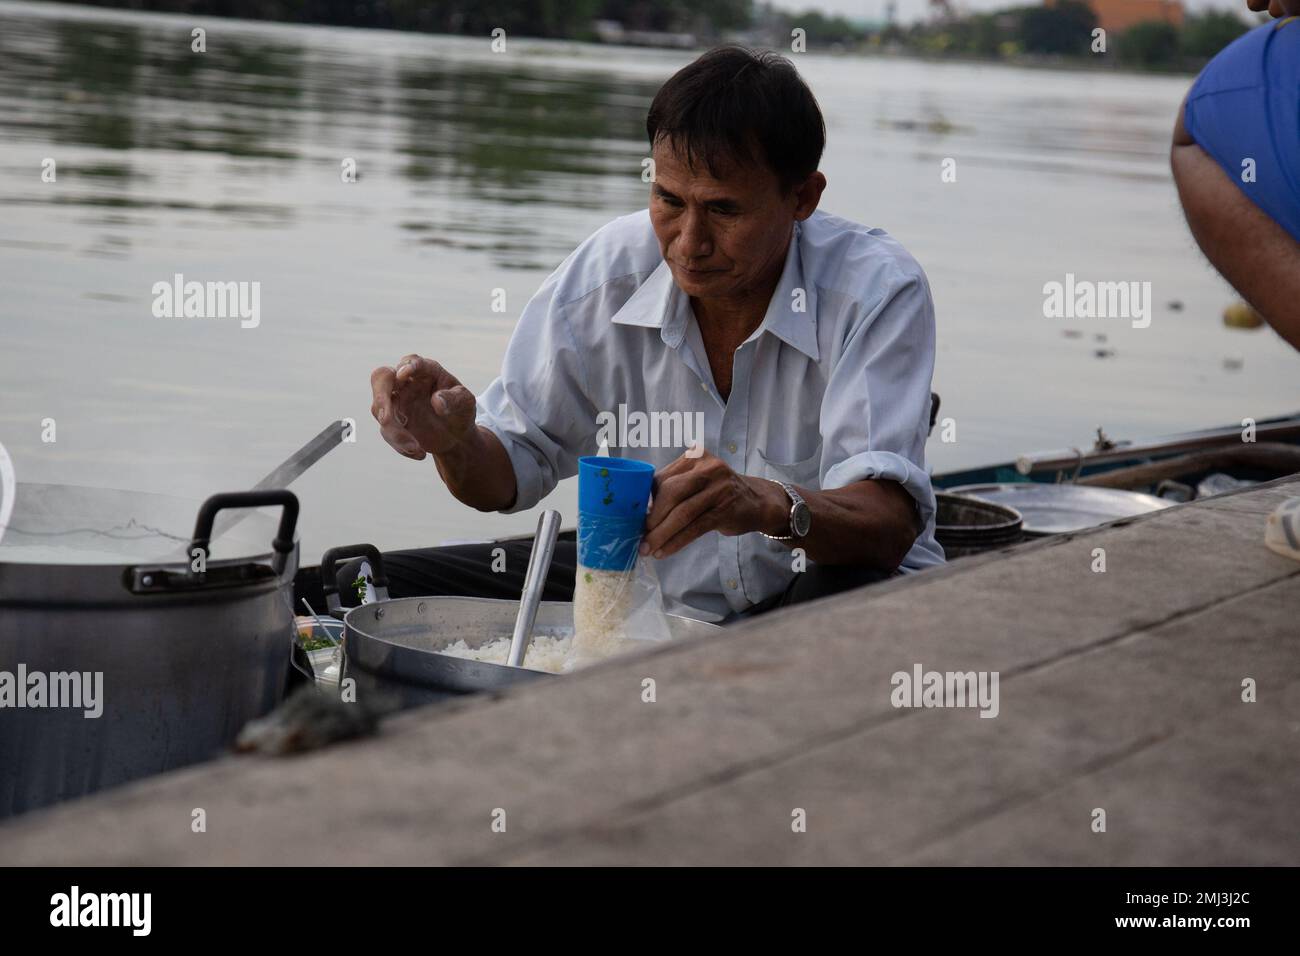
left=1171, top=101, right=1300, bottom=350
left=431, top=424, right=519, bottom=513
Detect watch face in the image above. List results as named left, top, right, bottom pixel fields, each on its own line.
left=791, top=500, right=812, bottom=537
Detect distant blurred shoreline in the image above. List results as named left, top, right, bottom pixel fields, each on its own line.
left=23, top=0, right=1256, bottom=76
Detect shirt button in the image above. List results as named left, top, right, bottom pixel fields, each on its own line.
left=726, top=441, right=737, bottom=454
left=700, top=381, right=708, bottom=391
left=727, top=578, right=738, bottom=589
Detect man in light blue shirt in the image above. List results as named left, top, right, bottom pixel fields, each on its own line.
left=366, top=46, right=944, bottom=623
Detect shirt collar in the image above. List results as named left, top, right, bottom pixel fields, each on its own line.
left=611, top=222, right=820, bottom=361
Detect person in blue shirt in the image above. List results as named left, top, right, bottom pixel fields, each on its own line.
left=1172, top=3, right=1300, bottom=349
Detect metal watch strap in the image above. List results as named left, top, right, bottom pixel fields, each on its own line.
left=760, top=479, right=803, bottom=541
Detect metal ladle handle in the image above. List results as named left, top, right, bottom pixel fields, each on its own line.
left=506, top=510, right=562, bottom=668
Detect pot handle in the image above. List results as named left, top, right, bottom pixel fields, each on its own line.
left=320, top=543, right=390, bottom=614
left=191, top=489, right=299, bottom=576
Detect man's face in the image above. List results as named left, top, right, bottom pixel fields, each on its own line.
left=649, top=137, right=812, bottom=301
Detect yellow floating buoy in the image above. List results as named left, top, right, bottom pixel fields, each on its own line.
left=1223, top=301, right=1265, bottom=330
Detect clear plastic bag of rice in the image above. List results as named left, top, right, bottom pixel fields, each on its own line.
left=569, top=514, right=671, bottom=670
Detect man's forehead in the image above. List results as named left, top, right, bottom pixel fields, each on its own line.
left=652, top=137, right=769, bottom=191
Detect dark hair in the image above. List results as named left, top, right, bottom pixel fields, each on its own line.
left=646, top=46, right=826, bottom=193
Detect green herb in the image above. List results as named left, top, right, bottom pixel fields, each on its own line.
left=352, top=574, right=369, bottom=602
left=584, top=572, right=592, bottom=583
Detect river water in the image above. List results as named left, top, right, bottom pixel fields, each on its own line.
left=1, top=1, right=1296, bottom=558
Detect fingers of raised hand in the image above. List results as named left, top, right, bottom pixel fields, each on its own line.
left=384, top=424, right=426, bottom=460
left=396, top=354, right=458, bottom=391
left=432, top=383, right=472, bottom=416
left=370, top=366, right=397, bottom=424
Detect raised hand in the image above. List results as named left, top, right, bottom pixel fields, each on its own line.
left=370, top=355, right=476, bottom=459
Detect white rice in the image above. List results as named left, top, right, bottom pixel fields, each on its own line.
left=436, top=564, right=664, bottom=674
left=437, top=634, right=574, bottom=674
left=571, top=567, right=641, bottom=664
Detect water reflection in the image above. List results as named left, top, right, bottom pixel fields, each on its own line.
left=394, top=59, right=654, bottom=265
left=0, top=9, right=657, bottom=267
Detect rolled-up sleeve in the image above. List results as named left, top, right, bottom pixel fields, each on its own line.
left=475, top=264, right=596, bottom=514
left=820, top=266, right=945, bottom=569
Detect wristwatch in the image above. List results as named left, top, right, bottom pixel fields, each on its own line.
left=760, top=479, right=812, bottom=540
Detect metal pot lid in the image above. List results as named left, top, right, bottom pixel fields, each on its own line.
left=0, top=482, right=282, bottom=566
left=947, top=483, right=1175, bottom=535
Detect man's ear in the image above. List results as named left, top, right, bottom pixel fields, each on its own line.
left=793, top=172, right=827, bottom=221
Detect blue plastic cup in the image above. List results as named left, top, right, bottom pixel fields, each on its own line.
left=577, top=456, right=655, bottom=572
left=578, top=456, right=655, bottom=519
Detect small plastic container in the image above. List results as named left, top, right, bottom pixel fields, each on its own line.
left=294, top=615, right=344, bottom=686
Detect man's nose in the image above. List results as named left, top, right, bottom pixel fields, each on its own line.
left=677, top=208, right=713, bottom=259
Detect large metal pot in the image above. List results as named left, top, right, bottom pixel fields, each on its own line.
left=321, top=546, right=721, bottom=711
left=0, top=485, right=300, bottom=819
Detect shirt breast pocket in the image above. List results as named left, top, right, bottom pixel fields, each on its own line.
left=755, top=445, right=822, bottom=489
